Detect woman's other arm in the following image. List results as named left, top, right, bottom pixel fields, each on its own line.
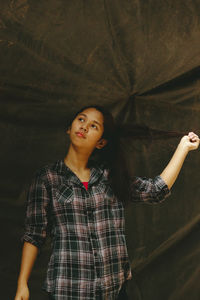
left=15, top=242, right=38, bottom=300
left=131, top=132, right=199, bottom=204
left=14, top=171, right=50, bottom=300
left=160, top=132, right=199, bottom=189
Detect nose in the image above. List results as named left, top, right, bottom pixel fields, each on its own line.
left=80, top=123, right=88, bottom=132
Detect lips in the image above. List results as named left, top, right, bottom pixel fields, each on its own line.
left=75, top=131, right=86, bottom=138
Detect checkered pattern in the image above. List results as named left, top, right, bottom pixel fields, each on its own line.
left=130, top=175, right=170, bottom=203
left=22, top=160, right=170, bottom=300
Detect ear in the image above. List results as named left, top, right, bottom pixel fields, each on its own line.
left=66, top=126, right=71, bottom=135
left=96, top=138, right=107, bottom=149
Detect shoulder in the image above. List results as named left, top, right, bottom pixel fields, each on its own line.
left=95, top=162, right=110, bottom=179
left=89, top=161, right=111, bottom=184
left=33, top=160, right=64, bottom=184
left=102, top=167, right=110, bottom=179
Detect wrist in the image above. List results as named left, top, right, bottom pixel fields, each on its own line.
left=177, top=141, right=189, bottom=154
left=17, top=278, right=28, bottom=286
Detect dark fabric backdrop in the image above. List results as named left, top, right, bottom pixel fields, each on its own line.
left=1, top=1, right=200, bottom=299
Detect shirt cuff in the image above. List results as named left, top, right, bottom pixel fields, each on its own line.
left=155, top=175, right=171, bottom=198
left=21, top=233, right=42, bottom=249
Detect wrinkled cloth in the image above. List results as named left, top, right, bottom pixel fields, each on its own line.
left=22, top=159, right=170, bottom=300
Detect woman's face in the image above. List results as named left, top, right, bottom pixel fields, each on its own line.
left=68, top=107, right=107, bottom=152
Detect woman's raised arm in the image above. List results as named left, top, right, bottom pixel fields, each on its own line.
left=160, top=132, right=199, bottom=189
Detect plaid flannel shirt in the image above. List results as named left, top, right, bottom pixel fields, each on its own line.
left=22, top=160, right=170, bottom=300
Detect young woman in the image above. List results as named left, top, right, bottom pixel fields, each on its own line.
left=15, top=106, right=199, bottom=300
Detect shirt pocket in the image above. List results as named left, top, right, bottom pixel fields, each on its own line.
left=54, top=184, right=74, bottom=205
left=53, top=184, right=75, bottom=227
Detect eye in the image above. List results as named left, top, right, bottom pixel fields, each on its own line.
left=78, top=117, right=85, bottom=122
left=91, top=124, right=98, bottom=130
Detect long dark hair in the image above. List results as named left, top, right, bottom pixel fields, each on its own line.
left=67, top=105, right=131, bottom=204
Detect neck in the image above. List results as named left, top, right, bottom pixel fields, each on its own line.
left=64, top=144, right=92, bottom=173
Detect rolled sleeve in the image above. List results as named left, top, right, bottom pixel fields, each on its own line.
left=22, top=176, right=50, bottom=248
left=130, top=175, right=171, bottom=204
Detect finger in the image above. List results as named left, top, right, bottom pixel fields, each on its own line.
left=190, top=137, right=198, bottom=142
left=188, top=134, right=199, bottom=142
left=188, top=134, right=197, bottom=139
left=188, top=131, right=197, bottom=135
left=188, top=132, right=199, bottom=139
left=191, top=136, right=199, bottom=142
left=188, top=131, right=195, bottom=136
left=191, top=141, right=200, bottom=148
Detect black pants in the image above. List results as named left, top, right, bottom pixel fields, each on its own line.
left=117, top=282, right=129, bottom=300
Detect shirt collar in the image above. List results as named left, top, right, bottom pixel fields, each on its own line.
left=54, top=159, right=107, bottom=187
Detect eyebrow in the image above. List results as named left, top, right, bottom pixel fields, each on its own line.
left=79, top=113, right=102, bottom=127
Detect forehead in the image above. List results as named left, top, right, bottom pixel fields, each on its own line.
left=78, top=108, right=104, bottom=124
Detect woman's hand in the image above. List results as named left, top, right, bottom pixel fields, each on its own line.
left=179, top=132, right=200, bottom=152
left=14, top=282, right=29, bottom=300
